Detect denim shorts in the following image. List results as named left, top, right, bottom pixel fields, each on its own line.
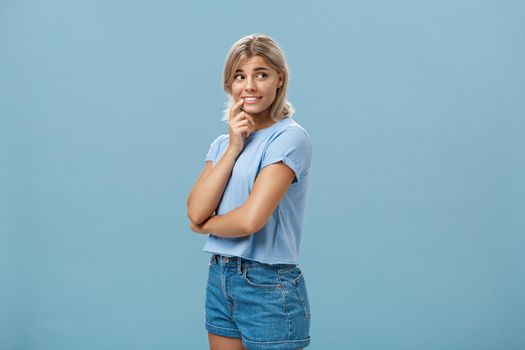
left=205, top=254, right=311, bottom=350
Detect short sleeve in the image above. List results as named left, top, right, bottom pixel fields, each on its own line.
left=205, top=134, right=228, bottom=163
left=260, top=128, right=312, bottom=184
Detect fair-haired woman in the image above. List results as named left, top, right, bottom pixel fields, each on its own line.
left=187, top=33, right=312, bottom=350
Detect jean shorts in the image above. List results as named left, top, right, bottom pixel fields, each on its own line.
left=205, top=254, right=311, bottom=350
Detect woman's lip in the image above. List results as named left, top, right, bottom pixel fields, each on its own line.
left=243, top=97, right=262, bottom=104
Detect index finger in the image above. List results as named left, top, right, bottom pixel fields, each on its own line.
left=230, top=98, right=245, bottom=120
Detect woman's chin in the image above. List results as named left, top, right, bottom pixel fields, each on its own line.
left=244, top=107, right=262, bottom=113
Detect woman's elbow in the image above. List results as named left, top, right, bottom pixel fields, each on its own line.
left=187, top=209, right=206, bottom=226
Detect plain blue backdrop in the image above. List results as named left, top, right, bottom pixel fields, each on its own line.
left=1, top=0, right=523, bottom=349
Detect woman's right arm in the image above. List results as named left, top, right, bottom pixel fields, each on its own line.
left=186, top=147, right=239, bottom=225
left=186, top=98, right=255, bottom=225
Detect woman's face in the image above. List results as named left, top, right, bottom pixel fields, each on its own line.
left=230, top=55, right=283, bottom=119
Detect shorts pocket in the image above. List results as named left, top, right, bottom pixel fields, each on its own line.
left=241, top=267, right=283, bottom=289
left=277, top=265, right=302, bottom=281
left=290, top=269, right=311, bottom=319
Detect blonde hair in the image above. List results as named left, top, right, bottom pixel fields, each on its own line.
left=221, top=34, right=295, bottom=123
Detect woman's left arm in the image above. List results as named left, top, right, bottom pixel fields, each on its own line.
left=190, top=162, right=295, bottom=238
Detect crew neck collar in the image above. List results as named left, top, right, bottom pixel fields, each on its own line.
left=250, top=117, right=288, bottom=135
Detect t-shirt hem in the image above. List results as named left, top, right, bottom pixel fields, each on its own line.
left=202, top=249, right=298, bottom=265
left=261, top=154, right=302, bottom=184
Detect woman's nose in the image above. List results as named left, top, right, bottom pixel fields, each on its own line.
left=244, top=77, right=256, bottom=90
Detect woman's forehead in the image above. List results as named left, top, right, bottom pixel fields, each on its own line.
left=236, top=56, right=273, bottom=71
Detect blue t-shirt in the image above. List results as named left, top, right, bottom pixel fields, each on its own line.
left=202, top=116, right=312, bottom=264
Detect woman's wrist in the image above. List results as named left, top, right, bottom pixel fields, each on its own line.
left=225, top=146, right=240, bottom=159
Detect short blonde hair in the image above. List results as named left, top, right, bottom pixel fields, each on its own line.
left=221, top=34, right=295, bottom=122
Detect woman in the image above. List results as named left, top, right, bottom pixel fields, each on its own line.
left=187, top=33, right=313, bottom=350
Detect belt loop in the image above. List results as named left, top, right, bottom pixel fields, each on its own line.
left=237, top=257, right=243, bottom=275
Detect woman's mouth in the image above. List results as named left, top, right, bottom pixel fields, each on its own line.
left=243, top=96, right=262, bottom=104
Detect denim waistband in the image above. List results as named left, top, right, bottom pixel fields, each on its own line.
left=210, top=254, right=298, bottom=274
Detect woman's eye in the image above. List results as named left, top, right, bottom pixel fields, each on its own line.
left=234, top=73, right=267, bottom=80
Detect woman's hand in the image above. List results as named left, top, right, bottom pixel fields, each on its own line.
left=228, top=98, right=256, bottom=156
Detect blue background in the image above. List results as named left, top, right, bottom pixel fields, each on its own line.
left=1, top=0, right=523, bottom=349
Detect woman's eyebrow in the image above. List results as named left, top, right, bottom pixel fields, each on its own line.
left=235, top=67, right=270, bottom=73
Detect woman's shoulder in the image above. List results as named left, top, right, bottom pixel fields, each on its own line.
left=272, top=117, right=312, bottom=146
left=210, top=133, right=229, bottom=146
left=206, top=134, right=230, bottom=162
